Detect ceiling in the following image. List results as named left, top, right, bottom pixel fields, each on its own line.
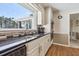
left=41, top=3, right=79, bottom=12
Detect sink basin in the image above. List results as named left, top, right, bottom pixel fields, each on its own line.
left=25, top=35, right=39, bottom=41
left=13, top=34, right=19, bottom=38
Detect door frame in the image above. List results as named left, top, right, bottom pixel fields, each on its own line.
left=68, top=11, right=79, bottom=47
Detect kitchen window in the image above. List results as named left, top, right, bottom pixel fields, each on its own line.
left=0, top=3, right=37, bottom=30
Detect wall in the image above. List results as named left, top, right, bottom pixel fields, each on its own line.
left=53, top=10, right=79, bottom=45
left=43, top=7, right=53, bottom=33
left=51, top=6, right=79, bottom=34
left=53, top=11, right=69, bottom=34
left=53, top=11, right=69, bottom=45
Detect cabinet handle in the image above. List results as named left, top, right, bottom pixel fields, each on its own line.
left=48, top=39, right=49, bottom=42
left=39, top=46, right=42, bottom=54
left=48, top=39, right=51, bottom=42
left=40, top=46, right=42, bottom=51
left=39, top=46, right=40, bottom=54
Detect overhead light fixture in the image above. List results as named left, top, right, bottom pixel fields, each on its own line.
left=58, top=15, right=62, bottom=19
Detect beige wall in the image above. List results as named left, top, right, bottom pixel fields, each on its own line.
left=53, top=10, right=79, bottom=45
left=53, top=11, right=69, bottom=34
left=53, top=11, right=69, bottom=45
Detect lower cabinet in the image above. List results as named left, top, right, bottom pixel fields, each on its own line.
left=1, top=34, right=51, bottom=56
left=26, top=38, right=40, bottom=56
left=27, top=46, right=40, bottom=56
left=39, top=34, right=51, bottom=56
left=26, top=34, right=51, bottom=56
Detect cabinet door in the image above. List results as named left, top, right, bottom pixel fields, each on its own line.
left=39, top=42, right=45, bottom=56
left=27, top=46, right=40, bottom=56
left=38, top=36, right=45, bottom=56
left=46, top=34, right=51, bottom=47
left=39, top=34, right=51, bottom=56
left=25, top=34, right=51, bottom=56
left=26, top=38, right=40, bottom=56
left=44, top=38, right=51, bottom=54
left=39, top=35, right=47, bottom=56
left=26, top=39, right=39, bottom=51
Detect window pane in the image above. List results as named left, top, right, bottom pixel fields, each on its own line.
left=0, top=3, right=33, bottom=29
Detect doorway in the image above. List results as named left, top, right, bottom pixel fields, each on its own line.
left=70, top=13, right=79, bottom=48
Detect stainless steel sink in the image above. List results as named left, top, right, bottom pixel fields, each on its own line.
left=24, top=35, right=39, bottom=41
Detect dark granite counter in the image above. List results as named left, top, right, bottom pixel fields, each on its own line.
left=0, top=33, right=50, bottom=56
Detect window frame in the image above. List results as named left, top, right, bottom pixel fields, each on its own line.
left=0, top=3, right=43, bottom=30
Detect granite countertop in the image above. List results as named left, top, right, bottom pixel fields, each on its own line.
left=0, top=33, right=50, bottom=55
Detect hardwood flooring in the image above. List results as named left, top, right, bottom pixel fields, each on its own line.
left=46, top=44, right=79, bottom=56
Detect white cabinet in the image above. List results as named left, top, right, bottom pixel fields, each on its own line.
left=39, top=34, right=51, bottom=56
left=26, top=34, right=51, bottom=56
left=39, top=37, right=45, bottom=56
left=45, top=35, right=51, bottom=54
left=26, top=38, right=40, bottom=56
left=27, top=46, right=40, bottom=56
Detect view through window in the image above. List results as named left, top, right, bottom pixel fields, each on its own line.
left=0, top=3, right=33, bottom=29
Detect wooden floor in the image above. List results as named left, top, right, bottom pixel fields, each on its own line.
left=46, top=44, right=79, bottom=56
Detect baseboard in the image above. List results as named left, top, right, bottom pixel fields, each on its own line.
left=53, top=43, right=69, bottom=47
left=51, top=40, right=53, bottom=44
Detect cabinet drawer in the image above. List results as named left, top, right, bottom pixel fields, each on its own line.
left=27, top=39, right=39, bottom=51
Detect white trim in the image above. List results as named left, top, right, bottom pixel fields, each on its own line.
left=19, top=3, right=38, bottom=30
left=53, top=43, right=79, bottom=49
left=51, top=40, right=53, bottom=44
left=19, top=3, right=36, bottom=12
left=53, top=32, right=69, bottom=34
left=68, top=11, right=79, bottom=47
left=68, top=13, right=71, bottom=47
left=53, top=43, right=70, bottom=47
